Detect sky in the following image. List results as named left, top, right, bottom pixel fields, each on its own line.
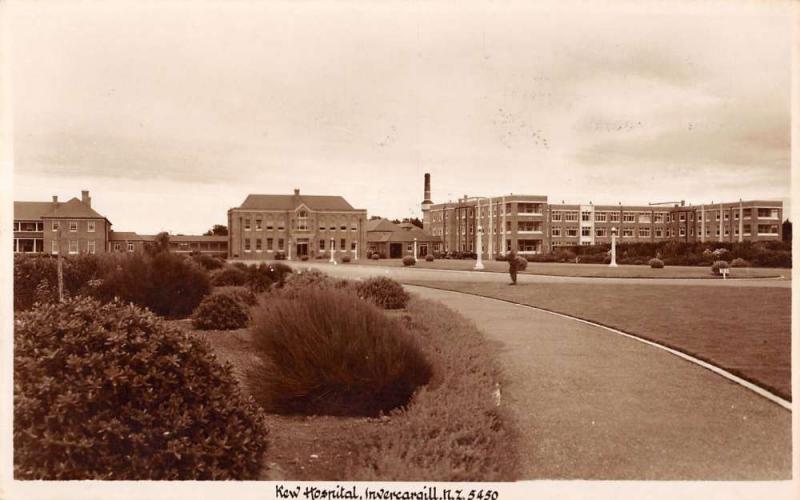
left=6, top=0, right=792, bottom=235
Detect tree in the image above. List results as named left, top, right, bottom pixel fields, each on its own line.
left=368, top=216, right=383, bottom=221
left=203, top=224, right=228, bottom=236
left=402, top=217, right=423, bottom=229
left=782, top=219, right=792, bottom=243
left=146, top=232, right=171, bottom=255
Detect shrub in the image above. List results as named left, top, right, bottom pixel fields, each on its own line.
left=268, top=262, right=293, bottom=284
left=14, top=297, right=268, bottom=479
left=402, top=256, right=416, bottom=266
left=14, top=254, right=116, bottom=311
left=425, top=254, right=434, bottom=262
left=247, top=289, right=432, bottom=416
left=300, top=255, right=309, bottom=261
left=192, top=253, right=224, bottom=270
left=514, top=256, right=528, bottom=271
left=355, top=276, right=409, bottom=310
left=730, top=257, right=750, bottom=268
left=217, top=286, right=258, bottom=306
left=649, top=258, right=665, bottom=269
left=342, top=255, right=351, bottom=263
left=97, top=252, right=211, bottom=319
left=371, top=253, right=380, bottom=260
left=274, top=252, right=286, bottom=260
left=192, top=293, right=250, bottom=330
left=278, top=269, right=351, bottom=299
left=210, top=266, right=247, bottom=287
left=244, top=263, right=278, bottom=293
left=231, top=262, right=249, bottom=271
left=711, top=260, right=730, bottom=276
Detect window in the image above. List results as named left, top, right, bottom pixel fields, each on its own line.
left=244, top=218, right=251, bottom=231
left=88, top=240, right=96, bottom=254
left=595, top=228, right=607, bottom=237
left=724, top=213, right=729, bottom=221
left=297, top=211, right=308, bottom=231
left=329, top=225, right=336, bottom=231
left=70, top=240, right=79, bottom=254
left=595, top=212, right=607, bottom=222
left=67, top=221, right=77, bottom=232
left=653, top=213, right=664, bottom=223
left=551, top=211, right=562, bottom=222
left=743, top=209, right=752, bottom=217
left=88, top=221, right=95, bottom=232
left=113, top=242, right=121, bottom=252
left=127, top=242, right=134, bottom=252
left=679, top=214, right=686, bottom=222
left=564, top=212, right=578, bottom=222
left=351, top=222, right=358, bottom=231
left=52, top=221, right=59, bottom=232
left=52, top=241, right=59, bottom=254
left=267, top=223, right=274, bottom=230
left=341, top=238, right=346, bottom=250
left=518, top=221, right=540, bottom=232
left=757, top=208, right=779, bottom=219
left=609, top=212, right=620, bottom=223
left=506, top=221, right=513, bottom=232
left=581, top=227, right=591, bottom=237
left=551, top=227, right=561, bottom=237
left=256, top=219, right=262, bottom=230
left=13, top=222, right=19, bottom=231
left=655, top=229, right=663, bottom=238
left=758, top=224, right=779, bottom=234
left=267, top=238, right=274, bottom=250
left=581, top=211, right=591, bottom=222
left=244, top=238, right=251, bottom=252
left=638, top=213, right=651, bottom=224
left=733, top=212, right=739, bottom=220
left=319, top=225, right=326, bottom=231
left=351, top=241, right=357, bottom=250
left=679, top=227, right=686, bottom=237
left=715, top=214, right=720, bottom=221
left=256, top=239, right=262, bottom=251
left=566, top=228, right=578, bottom=237
left=639, top=227, right=650, bottom=238
left=331, top=239, right=336, bottom=250
left=319, top=239, right=325, bottom=250
left=724, top=228, right=729, bottom=236
left=623, top=212, right=636, bottom=223
left=697, top=214, right=703, bottom=222
left=340, top=225, right=347, bottom=231
left=743, top=224, right=751, bottom=235
left=622, top=228, right=634, bottom=237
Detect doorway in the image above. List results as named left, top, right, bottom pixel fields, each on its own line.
left=389, top=243, right=403, bottom=258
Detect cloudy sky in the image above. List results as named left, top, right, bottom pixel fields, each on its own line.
left=7, top=0, right=792, bottom=234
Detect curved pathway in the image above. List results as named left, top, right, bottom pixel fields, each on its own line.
left=406, top=285, right=791, bottom=480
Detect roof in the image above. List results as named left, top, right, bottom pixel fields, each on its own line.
left=109, top=232, right=153, bottom=241
left=109, top=232, right=227, bottom=243
left=167, top=235, right=228, bottom=243
left=14, top=201, right=56, bottom=221
left=237, top=194, right=357, bottom=211
left=45, top=198, right=107, bottom=219
left=366, top=219, right=440, bottom=243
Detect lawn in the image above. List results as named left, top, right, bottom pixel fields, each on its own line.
left=402, top=280, right=792, bottom=401
left=177, top=290, right=519, bottom=481
left=350, top=258, right=790, bottom=279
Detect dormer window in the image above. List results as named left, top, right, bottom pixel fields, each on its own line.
left=297, top=210, right=308, bottom=231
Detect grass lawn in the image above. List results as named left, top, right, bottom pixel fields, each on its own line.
left=403, top=280, right=791, bottom=401
left=350, top=258, right=790, bottom=279
left=174, top=289, right=519, bottom=481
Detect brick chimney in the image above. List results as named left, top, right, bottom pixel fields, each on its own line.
left=81, top=190, right=91, bottom=207
left=52, top=195, right=58, bottom=204
left=293, top=188, right=300, bottom=196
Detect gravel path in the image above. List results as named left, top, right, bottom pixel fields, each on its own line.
left=404, top=285, right=791, bottom=480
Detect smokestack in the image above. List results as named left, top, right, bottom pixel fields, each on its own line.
left=423, top=173, right=432, bottom=204
left=81, top=190, right=91, bottom=207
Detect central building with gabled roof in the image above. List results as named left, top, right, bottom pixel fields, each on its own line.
left=227, top=189, right=368, bottom=260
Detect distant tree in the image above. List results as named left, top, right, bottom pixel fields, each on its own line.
left=402, top=217, right=423, bottom=229
left=146, top=232, right=171, bottom=256
left=369, top=215, right=383, bottom=221
left=390, top=219, right=401, bottom=225
left=203, top=224, right=228, bottom=236
left=783, top=219, right=792, bottom=243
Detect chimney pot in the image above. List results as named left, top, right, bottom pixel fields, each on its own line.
left=294, top=188, right=300, bottom=196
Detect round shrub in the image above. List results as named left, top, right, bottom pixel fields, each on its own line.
left=245, top=263, right=280, bottom=293
left=247, top=288, right=432, bottom=416
left=226, top=287, right=257, bottom=306
left=192, top=293, right=250, bottom=330
left=274, top=252, right=286, bottom=260
left=342, top=255, right=351, bottom=263
left=515, top=256, right=528, bottom=271
left=14, top=297, right=268, bottom=479
left=355, top=276, right=409, bottom=310
left=730, top=258, right=750, bottom=268
left=402, top=256, right=416, bottom=266
left=193, top=253, right=224, bottom=270
left=97, top=252, right=210, bottom=319
left=711, top=260, right=730, bottom=276
left=211, top=266, right=247, bottom=287
left=371, top=253, right=380, bottom=260
left=425, top=254, right=434, bottom=262
left=649, top=258, right=665, bottom=269
left=300, top=255, right=309, bottom=261
left=279, top=269, right=351, bottom=299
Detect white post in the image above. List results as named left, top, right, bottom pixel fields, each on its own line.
left=413, top=238, right=418, bottom=260
left=354, top=241, right=358, bottom=261
left=474, top=227, right=484, bottom=270
left=609, top=227, right=618, bottom=267
left=330, top=237, right=336, bottom=263
left=488, top=198, right=494, bottom=258
left=738, top=200, right=743, bottom=243
left=701, top=205, right=705, bottom=243
left=287, top=239, right=292, bottom=260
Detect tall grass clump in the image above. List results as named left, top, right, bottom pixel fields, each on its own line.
left=247, top=288, right=432, bottom=416
left=14, top=297, right=268, bottom=480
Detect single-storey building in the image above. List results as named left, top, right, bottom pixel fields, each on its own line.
left=366, top=219, right=441, bottom=258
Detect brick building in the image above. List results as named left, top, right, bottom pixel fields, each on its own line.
left=107, top=232, right=227, bottom=255
left=227, top=189, right=367, bottom=260
left=366, top=218, right=441, bottom=258
left=420, top=174, right=784, bottom=258
left=14, top=191, right=111, bottom=255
